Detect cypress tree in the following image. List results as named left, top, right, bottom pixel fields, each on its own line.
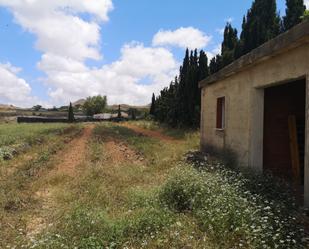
left=117, top=105, right=121, bottom=118
left=240, top=0, right=280, bottom=56
left=152, top=49, right=209, bottom=128
left=284, top=0, right=306, bottom=30
left=68, top=102, right=75, bottom=123
left=193, top=50, right=209, bottom=126
left=198, top=50, right=209, bottom=81
left=221, top=23, right=238, bottom=67
left=209, top=55, right=223, bottom=74
left=176, top=48, right=190, bottom=126
left=149, top=93, right=156, bottom=115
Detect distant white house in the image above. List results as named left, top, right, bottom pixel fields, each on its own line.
left=93, top=113, right=112, bottom=120
left=93, top=112, right=129, bottom=121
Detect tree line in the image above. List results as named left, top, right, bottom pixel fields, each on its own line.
left=150, top=0, right=307, bottom=128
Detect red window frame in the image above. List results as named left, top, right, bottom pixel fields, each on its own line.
left=216, top=97, right=225, bottom=129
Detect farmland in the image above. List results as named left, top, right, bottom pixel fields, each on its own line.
left=0, top=122, right=307, bottom=248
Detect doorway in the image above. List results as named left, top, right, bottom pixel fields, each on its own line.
left=263, top=79, right=306, bottom=185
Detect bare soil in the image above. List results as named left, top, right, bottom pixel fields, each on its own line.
left=105, top=140, right=144, bottom=165
left=27, top=125, right=95, bottom=238
left=55, top=124, right=94, bottom=176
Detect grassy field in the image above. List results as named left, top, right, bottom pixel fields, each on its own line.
left=0, top=122, right=307, bottom=248
left=0, top=123, right=80, bottom=160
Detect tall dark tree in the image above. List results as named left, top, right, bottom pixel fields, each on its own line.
left=209, top=55, right=223, bottom=74
left=149, top=93, right=156, bottom=115
left=153, top=49, right=208, bottom=128
left=283, top=0, right=306, bottom=30
left=68, top=102, right=75, bottom=123
left=198, top=50, right=209, bottom=81
left=221, top=23, right=238, bottom=67
left=176, top=48, right=190, bottom=126
left=193, top=50, right=209, bottom=125
left=234, top=16, right=247, bottom=59
left=117, top=105, right=121, bottom=118
left=239, top=0, right=280, bottom=56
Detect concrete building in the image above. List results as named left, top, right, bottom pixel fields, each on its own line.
left=199, top=21, right=309, bottom=205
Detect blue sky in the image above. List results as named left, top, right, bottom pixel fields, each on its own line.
left=0, top=0, right=300, bottom=107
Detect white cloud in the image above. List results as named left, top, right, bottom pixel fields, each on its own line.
left=152, top=27, right=212, bottom=50
left=42, top=43, right=179, bottom=105
left=305, top=0, right=309, bottom=8
left=0, top=1, right=180, bottom=106
left=0, top=63, right=33, bottom=106
left=0, top=0, right=113, bottom=61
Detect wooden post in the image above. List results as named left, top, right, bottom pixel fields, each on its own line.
left=288, top=115, right=301, bottom=184
left=305, top=76, right=309, bottom=207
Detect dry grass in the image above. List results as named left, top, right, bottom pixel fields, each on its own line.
left=0, top=124, right=83, bottom=247
left=1, top=122, right=304, bottom=248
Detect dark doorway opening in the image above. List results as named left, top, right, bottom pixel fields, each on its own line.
left=263, top=79, right=306, bottom=186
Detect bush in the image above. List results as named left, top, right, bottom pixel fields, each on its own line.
left=83, top=95, right=107, bottom=116
left=158, top=168, right=206, bottom=212
left=301, top=10, right=309, bottom=21
left=159, top=166, right=306, bottom=248
left=0, top=147, right=16, bottom=160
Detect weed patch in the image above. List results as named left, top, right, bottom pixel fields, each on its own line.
left=159, top=165, right=307, bottom=248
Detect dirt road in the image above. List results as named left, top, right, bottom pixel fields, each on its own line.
left=55, top=124, right=94, bottom=175
left=27, top=124, right=95, bottom=238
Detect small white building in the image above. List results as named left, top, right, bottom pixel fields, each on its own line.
left=93, top=113, right=112, bottom=120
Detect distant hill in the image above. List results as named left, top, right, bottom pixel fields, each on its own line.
left=108, top=104, right=150, bottom=111
left=0, top=104, right=17, bottom=110
left=72, top=99, right=86, bottom=107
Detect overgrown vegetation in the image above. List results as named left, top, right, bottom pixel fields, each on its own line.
left=0, top=123, right=75, bottom=160
left=0, top=124, right=82, bottom=247
left=5, top=122, right=305, bottom=249
left=159, top=164, right=306, bottom=248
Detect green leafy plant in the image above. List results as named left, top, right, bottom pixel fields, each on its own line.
left=301, top=10, right=309, bottom=21
left=83, top=95, right=107, bottom=116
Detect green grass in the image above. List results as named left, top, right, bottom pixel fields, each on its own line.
left=1, top=122, right=307, bottom=249
left=18, top=123, right=204, bottom=249
left=0, top=124, right=83, bottom=247
left=127, top=120, right=197, bottom=139
left=0, top=123, right=71, bottom=147
left=0, top=123, right=77, bottom=160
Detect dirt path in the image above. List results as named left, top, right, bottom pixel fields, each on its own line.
left=121, top=123, right=177, bottom=142
left=27, top=124, right=95, bottom=238
left=105, top=140, right=144, bottom=165
left=55, top=124, right=94, bottom=176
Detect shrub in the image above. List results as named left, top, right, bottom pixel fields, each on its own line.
left=0, top=147, right=16, bottom=160
left=301, top=10, right=309, bottom=21
left=159, top=166, right=306, bottom=248
left=83, top=95, right=107, bottom=116
left=158, top=168, right=206, bottom=212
